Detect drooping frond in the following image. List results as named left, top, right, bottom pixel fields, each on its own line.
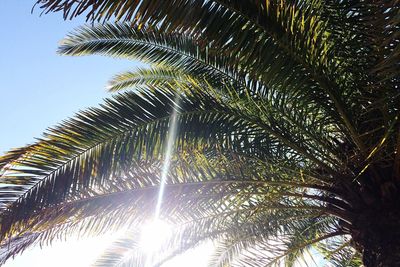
left=0, top=42, right=360, bottom=263
left=59, top=23, right=379, bottom=167
left=2, top=64, right=360, bottom=235
left=92, top=231, right=142, bottom=267
left=39, top=0, right=400, bottom=156
left=0, top=84, right=256, bottom=238
left=205, top=212, right=341, bottom=267
left=59, top=23, right=244, bottom=90
left=0, top=233, right=40, bottom=265
left=0, top=142, right=349, bottom=265
left=89, top=199, right=337, bottom=267
left=159, top=208, right=339, bottom=267
left=106, top=67, right=196, bottom=92
left=316, top=234, right=362, bottom=267
left=35, top=0, right=398, bottom=84
left=1, top=0, right=395, bottom=266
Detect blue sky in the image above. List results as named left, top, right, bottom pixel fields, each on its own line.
left=0, top=1, right=140, bottom=154
left=0, top=1, right=142, bottom=266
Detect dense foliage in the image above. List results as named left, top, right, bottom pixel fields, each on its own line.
left=0, top=1, right=398, bottom=266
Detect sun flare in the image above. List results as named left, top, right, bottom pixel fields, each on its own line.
left=139, top=220, right=172, bottom=253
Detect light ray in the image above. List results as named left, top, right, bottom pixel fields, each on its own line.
left=154, top=96, right=180, bottom=219
left=143, top=95, right=180, bottom=266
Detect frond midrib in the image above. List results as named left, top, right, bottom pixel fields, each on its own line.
left=60, top=36, right=242, bottom=86
left=2, top=108, right=220, bottom=215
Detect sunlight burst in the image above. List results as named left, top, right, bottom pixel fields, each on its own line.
left=142, top=97, right=180, bottom=266
left=139, top=220, right=172, bottom=253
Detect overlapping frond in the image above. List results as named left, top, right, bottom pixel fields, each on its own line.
left=35, top=0, right=398, bottom=86
left=0, top=0, right=396, bottom=265
left=0, top=84, right=251, bottom=238
left=1, top=67, right=354, bottom=238
left=59, top=23, right=244, bottom=89
left=1, top=74, right=352, bottom=261
left=90, top=205, right=335, bottom=267
left=1, top=147, right=344, bottom=265
left=57, top=21, right=341, bottom=124
left=0, top=21, right=359, bottom=264
left=61, top=23, right=354, bottom=167
left=38, top=0, right=400, bottom=156
left=316, top=234, right=362, bottom=267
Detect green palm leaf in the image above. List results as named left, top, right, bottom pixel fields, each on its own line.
left=0, top=85, right=247, bottom=237
left=0, top=0, right=397, bottom=265
left=106, top=67, right=195, bottom=92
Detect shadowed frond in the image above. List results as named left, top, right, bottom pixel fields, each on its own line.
left=60, top=22, right=397, bottom=165
left=316, top=235, right=362, bottom=267
left=1, top=0, right=396, bottom=265
left=0, top=84, right=254, bottom=238
left=59, top=23, right=244, bottom=89
left=1, top=146, right=345, bottom=265
left=1, top=72, right=356, bottom=239
left=39, top=0, right=400, bottom=152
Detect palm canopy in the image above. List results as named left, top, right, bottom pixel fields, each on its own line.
left=0, top=0, right=398, bottom=266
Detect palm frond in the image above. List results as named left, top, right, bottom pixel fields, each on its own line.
left=92, top=231, right=142, bottom=267
left=37, top=0, right=380, bottom=152
left=1, top=145, right=348, bottom=264
left=0, top=84, right=256, bottom=238
left=59, top=23, right=243, bottom=89
left=0, top=233, right=40, bottom=266
left=106, top=67, right=195, bottom=92
left=208, top=236, right=255, bottom=267
left=316, top=234, right=362, bottom=267
left=151, top=210, right=339, bottom=267
left=35, top=0, right=398, bottom=87
left=0, top=77, right=356, bottom=265
left=2, top=69, right=357, bottom=238
left=2, top=149, right=339, bottom=237
left=4, top=1, right=396, bottom=266
left=59, top=23, right=367, bottom=167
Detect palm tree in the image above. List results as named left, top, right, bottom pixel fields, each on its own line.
left=0, top=0, right=398, bottom=266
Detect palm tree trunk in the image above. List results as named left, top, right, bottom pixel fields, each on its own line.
left=352, top=206, right=400, bottom=267
left=362, top=244, right=400, bottom=267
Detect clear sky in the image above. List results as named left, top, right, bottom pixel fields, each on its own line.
left=0, top=1, right=139, bottom=154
